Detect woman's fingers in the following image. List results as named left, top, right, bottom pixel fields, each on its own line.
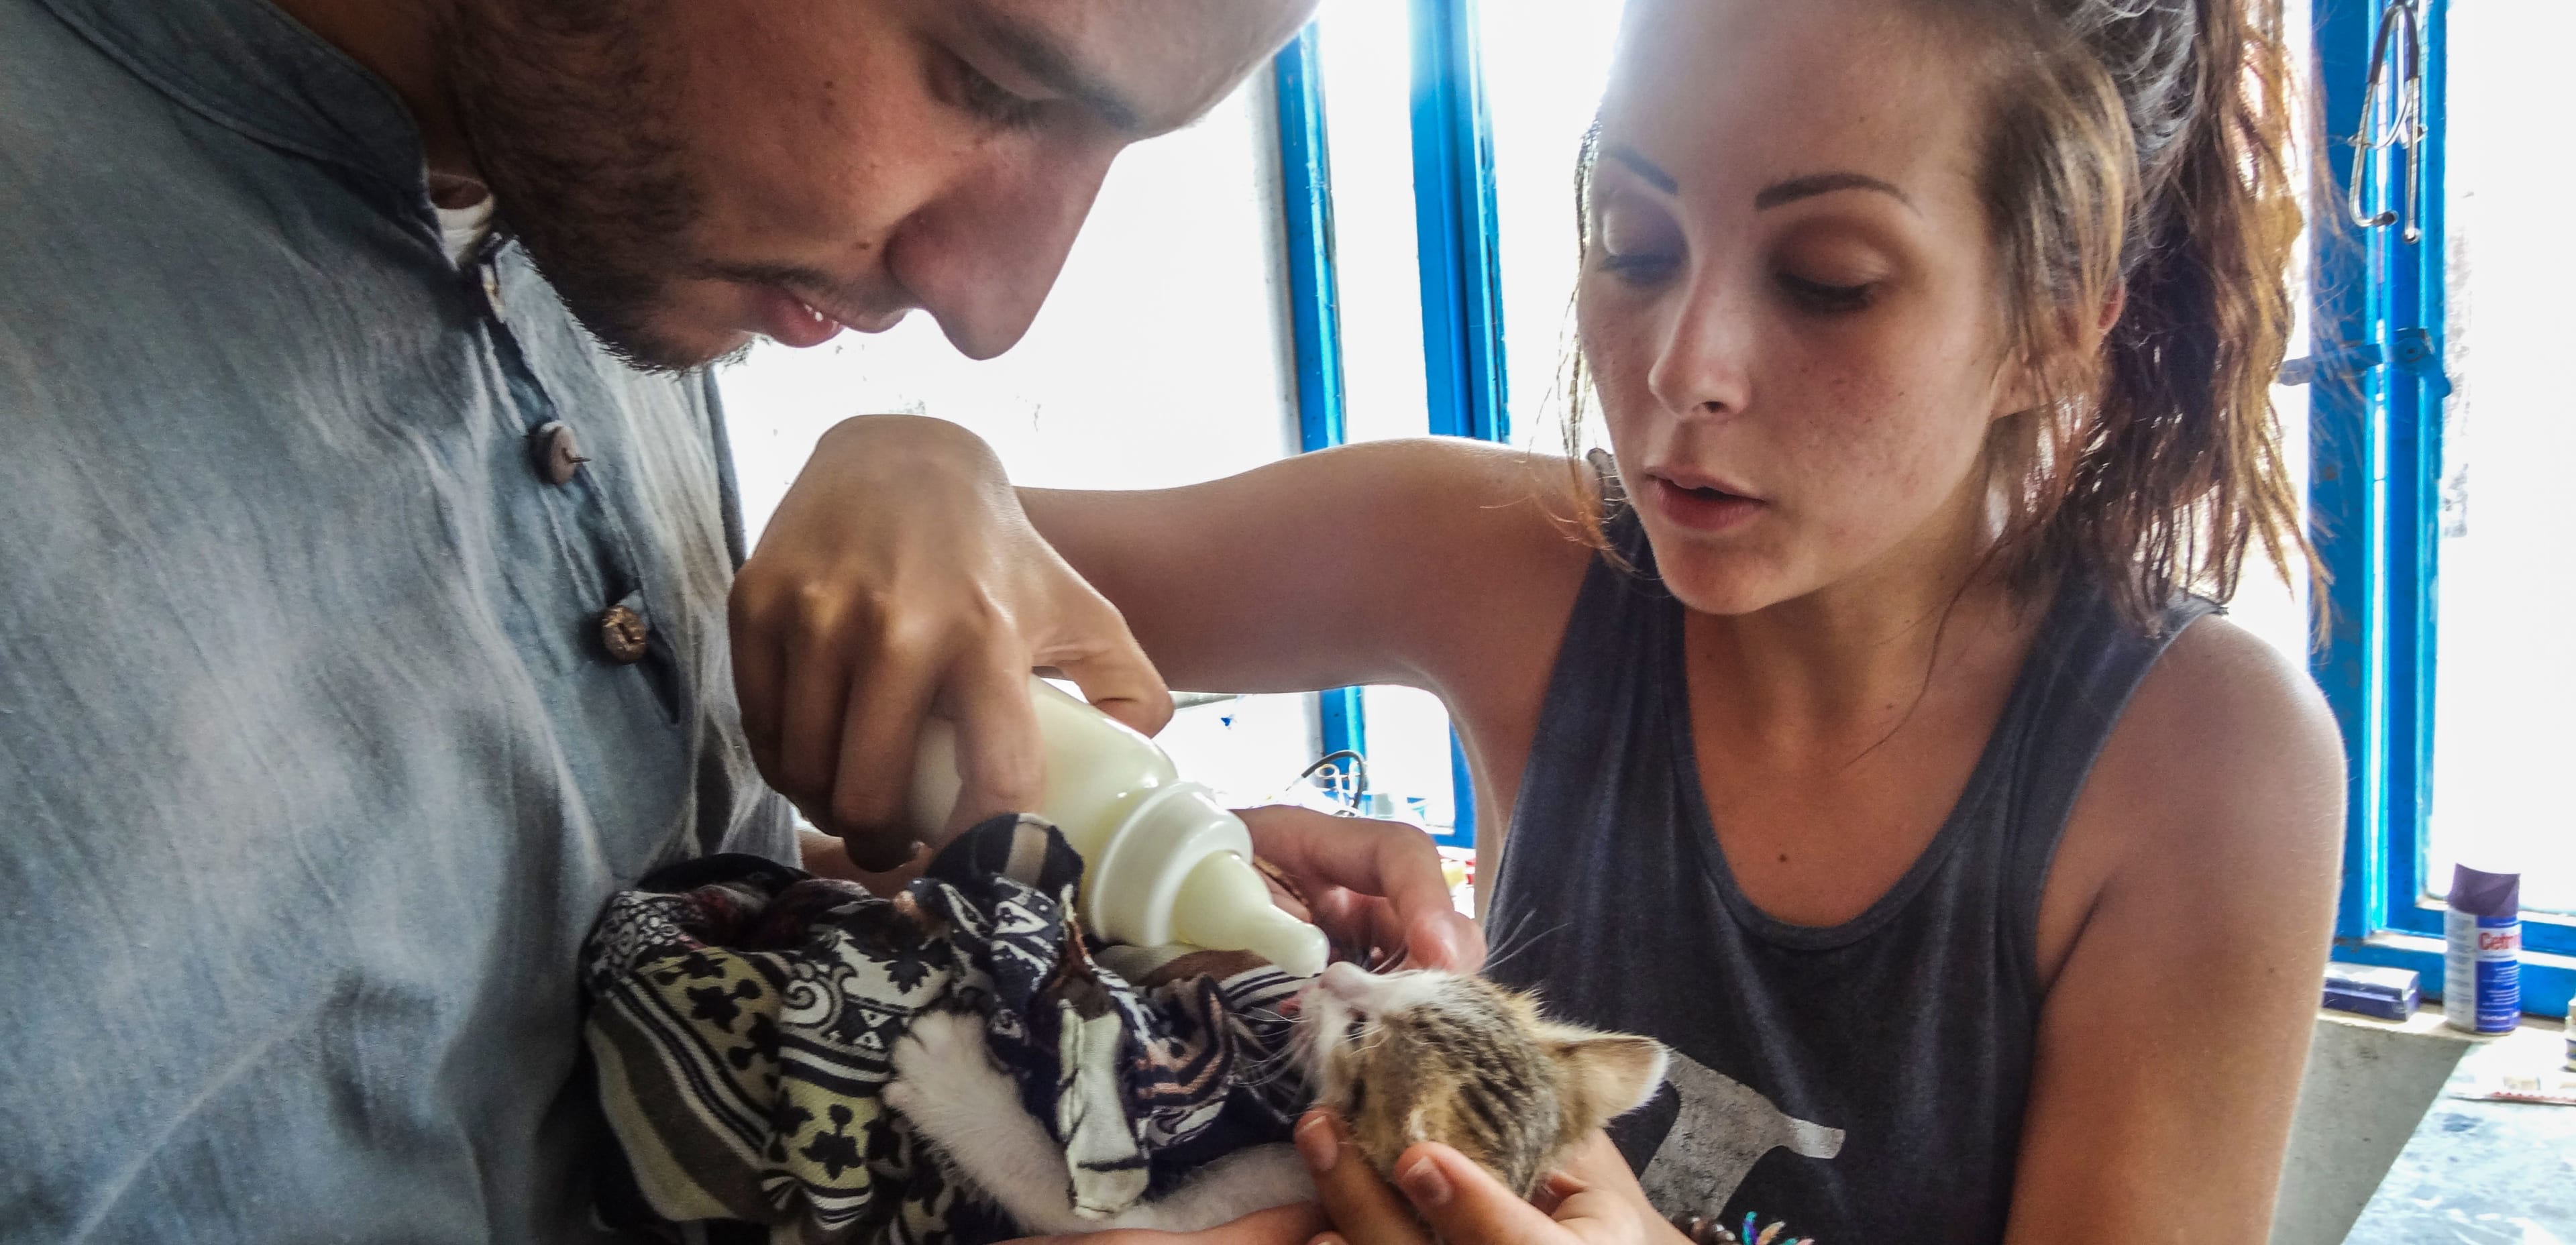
left=821, top=622, right=945, bottom=865
left=1242, top=808, right=1485, bottom=973
left=1550, top=1133, right=1644, bottom=1193
left=943, top=640, right=1049, bottom=835
left=1297, top=1112, right=1429, bottom=1245
left=1539, top=1134, right=1686, bottom=1245
left=1004, top=1199, right=1328, bottom=1245
left=728, top=584, right=789, bottom=777
left=776, top=616, right=863, bottom=822
left=727, top=415, right=1187, bottom=864
left=1389, top=1142, right=1574, bottom=1245
left=1297, top=1118, right=1664, bottom=1245
left=1044, top=584, right=1173, bottom=740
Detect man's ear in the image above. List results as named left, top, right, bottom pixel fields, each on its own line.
left=1542, top=1026, right=1670, bottom=1133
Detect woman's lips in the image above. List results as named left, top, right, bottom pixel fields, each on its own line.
left=1646, top=474, right=1765, bottom=533
left=752, top=285, right=846, bottom=348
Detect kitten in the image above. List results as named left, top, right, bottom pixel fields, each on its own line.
left=883, top=961, right=1669, bottom=1236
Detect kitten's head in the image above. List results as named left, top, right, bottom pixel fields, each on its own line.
left=1290, top=962, right=1668, bottom=1198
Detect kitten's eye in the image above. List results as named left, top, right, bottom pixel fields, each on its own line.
left=1344, top=1017, right=1367, bottom=1044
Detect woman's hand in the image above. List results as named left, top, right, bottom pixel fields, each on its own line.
left=1002, top=1202, right=1330, bottom=1245
left=732, top=415, right=1171, bottom=869
left=1241, top=806, right=1484, bottom=973
left=1294, top=1113, right=1685, bottom=1245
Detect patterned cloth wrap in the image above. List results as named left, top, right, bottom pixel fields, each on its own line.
left=580, top=814, right=1316, bottom=1245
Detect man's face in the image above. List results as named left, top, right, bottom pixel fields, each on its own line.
left=445, top=0, right=1314, bottom=372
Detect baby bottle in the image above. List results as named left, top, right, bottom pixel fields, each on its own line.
left=908, top=677, right=1330, bottom=977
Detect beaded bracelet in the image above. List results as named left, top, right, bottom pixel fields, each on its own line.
left=1670, top=1213, right=1813, bottom=1245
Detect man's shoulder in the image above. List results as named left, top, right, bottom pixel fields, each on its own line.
left=5, top=0, right=443, bottom=347
left=3, top=0, right=215, bottom=215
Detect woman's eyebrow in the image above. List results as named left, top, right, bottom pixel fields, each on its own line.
left=1755, top=172, right=1915, bottom=213
left=1607, top=145, right=1679, bottom=194
left=1605, top=151, right=1915, bottom=217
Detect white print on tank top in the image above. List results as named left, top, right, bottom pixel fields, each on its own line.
left=1640, top=1050, right=1845, bottom=1219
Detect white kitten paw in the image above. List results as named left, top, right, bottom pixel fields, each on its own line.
left=886, top=1008, right=1023, bottom=1124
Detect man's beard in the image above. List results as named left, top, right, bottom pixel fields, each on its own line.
left=441, top=0, right=732, bottom=374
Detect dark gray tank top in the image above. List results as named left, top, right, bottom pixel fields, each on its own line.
left=1487, top=505, right=2211, bottom=1245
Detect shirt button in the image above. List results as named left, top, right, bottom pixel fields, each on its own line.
left=530, top=421, right=589, bottom=485
left=598, top=604, right=650, bottom=664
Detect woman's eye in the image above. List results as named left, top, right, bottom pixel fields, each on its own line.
left=1595, top=249, right=1681, bottom=286
left=1776, top=271, right=1876, bottom=313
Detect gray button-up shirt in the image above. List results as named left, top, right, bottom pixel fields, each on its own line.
left=0, top=0, right=793, bottom=1239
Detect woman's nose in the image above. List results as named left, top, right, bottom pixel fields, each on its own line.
left=1647, top=280, right=1753, bottom=418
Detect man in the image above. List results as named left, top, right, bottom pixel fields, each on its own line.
left=0, top=1, right=1472, bottom=1240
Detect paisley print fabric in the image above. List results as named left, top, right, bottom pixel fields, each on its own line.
left=581, top=815, right=1312, bottom=1245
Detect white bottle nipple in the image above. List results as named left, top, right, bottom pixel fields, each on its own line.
left=1083, top=781, right=1328, bottom=976
left=909, top=677, right=1329, bottom=975
left=1170, top=850, right=1331, bottom=977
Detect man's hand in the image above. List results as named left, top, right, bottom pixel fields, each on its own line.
left=1295, top=1114, right=1684, bottom=1245
left=1241, top=806, right=1484, bottom=973
left=733, top=415, right=1171, bottom=869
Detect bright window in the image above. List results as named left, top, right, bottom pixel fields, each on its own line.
left=2315, top=0, right=2573, bottom=1015
left=2424, top=0, right=2576, bottom=915
left=1288, top=0, right=1631, bottom=848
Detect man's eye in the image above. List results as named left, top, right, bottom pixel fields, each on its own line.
left=953, top=56, right=1043, bottom=131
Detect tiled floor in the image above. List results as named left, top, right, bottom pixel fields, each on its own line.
left=2345, top=1022, right=2575, bottom=1243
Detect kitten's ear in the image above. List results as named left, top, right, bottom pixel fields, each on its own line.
left=1542, top=1028, right=1669, bottom=1132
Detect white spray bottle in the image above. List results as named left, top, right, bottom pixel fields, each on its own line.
left=908, top=678, right=1330, bottom=977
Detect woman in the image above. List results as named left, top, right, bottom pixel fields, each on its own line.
left=733, top=0, right=2345, bottom=1240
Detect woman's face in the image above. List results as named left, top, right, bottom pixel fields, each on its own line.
left=1580, top=0, right=2023, bottom=615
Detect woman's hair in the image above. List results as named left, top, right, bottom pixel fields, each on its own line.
left=1567, top=0, right=2309, bottom=633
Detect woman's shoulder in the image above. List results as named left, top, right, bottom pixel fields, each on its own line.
left=2035, top=610, right=2346, bottom=982
left=2106, top=612, right=2346, bottom=812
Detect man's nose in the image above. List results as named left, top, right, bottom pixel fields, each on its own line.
left=893, top=145, right=1121, bottom=361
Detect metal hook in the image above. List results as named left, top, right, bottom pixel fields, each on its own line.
left=2347, top=0, right=2426, bottom=245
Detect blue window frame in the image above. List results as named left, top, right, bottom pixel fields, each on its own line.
left=2309, top=0, right=2569, bottom=1016
left=1273, top=25, right=1370, bottom=772
left=1274, top=1, right=1505, bottom=851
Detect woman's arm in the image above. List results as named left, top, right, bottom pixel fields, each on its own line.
left=1022, top=435, right=1594, bottom=698
left=2003, top=617, right=2345, bottom=1241
left=733, top=415, right=1589, bottom=861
